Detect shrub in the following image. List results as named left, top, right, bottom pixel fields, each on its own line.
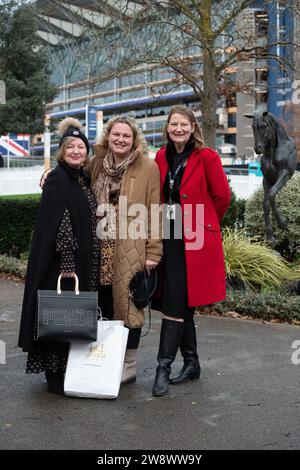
left=244, top=173, right=300, bottom=261
left=280, top=280, right=300, bottom=295
left=223, top=228, right=294, bottom=291
left=0, top=198, right=39, bottom=257
left=197, top=289, right=300, bottom=323
left=221, top=183, right=246, bottom=230
left=0, top=254, right=27, bottom=278
left=235, top=198, right=247, bottom=229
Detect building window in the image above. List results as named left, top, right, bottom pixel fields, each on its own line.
left=255, top=90, right=268, bottom=106
left=255, top=12, right=268, bottom=38
left=228, top=113, right=237, bottom=128
left=225, top=134, right=236, bottom=145
left=255, top=68, right=268, bottom=85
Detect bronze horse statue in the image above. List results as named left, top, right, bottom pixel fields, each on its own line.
left=245, top=112, right=297, bottom=247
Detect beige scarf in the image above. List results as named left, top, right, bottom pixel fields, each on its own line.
left=92, top=149, right=137, bottom=240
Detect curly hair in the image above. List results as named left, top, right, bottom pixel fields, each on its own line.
left=163, top=105, right=204, bottom=148
left=96, top=115, right=148, bottom=156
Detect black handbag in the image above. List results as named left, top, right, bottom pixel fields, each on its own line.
left=35, top=274, right=98, bottom=342
left=129, top=269, right=157, bottom=309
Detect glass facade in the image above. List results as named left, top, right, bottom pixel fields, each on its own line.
left=37, top=1, right=295, bottom=159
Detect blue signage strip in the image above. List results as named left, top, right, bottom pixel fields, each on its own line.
left=86, top=105, right=97, bottom=141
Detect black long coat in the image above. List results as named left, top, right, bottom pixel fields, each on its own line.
left=18, top=163, right=95, bottom=353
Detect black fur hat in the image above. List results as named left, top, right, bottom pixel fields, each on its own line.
left=57, top=117, right=89, bottom=153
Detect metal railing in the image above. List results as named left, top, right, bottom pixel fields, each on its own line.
left=0, top=166, right=43, bottom=196
left=0, top=156, right=56, bottom=169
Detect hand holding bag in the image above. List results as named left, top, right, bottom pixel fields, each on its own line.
left=129, top=269, right=157, bottom=309
left=35, top=274, right=98, bottom=342
left=128, top=269, right=158, bottom=337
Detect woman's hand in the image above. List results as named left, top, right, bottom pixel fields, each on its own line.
left=145, top=259, right=158, bottom=274
left=39, top=169, right=52, bottom=189
left=60, top=272, right=76, bottom=278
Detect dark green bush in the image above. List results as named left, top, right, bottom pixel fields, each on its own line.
left=221, top=182, right=246, bottom=230
left=197, top=289, right=300, bottom=322
left=245, top=174, right=300, bottom=261
left=0, top=198, right=40, bottom=257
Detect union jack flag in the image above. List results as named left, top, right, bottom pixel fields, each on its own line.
left=0, top=134, right=30, bottom=157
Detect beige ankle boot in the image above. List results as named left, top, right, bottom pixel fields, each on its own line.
left=121, top=349, right=137, bottom=384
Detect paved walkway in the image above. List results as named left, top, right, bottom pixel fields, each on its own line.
left=0, top=278, right=299, bottom=450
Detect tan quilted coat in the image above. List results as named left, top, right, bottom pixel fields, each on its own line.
left=90, top=145, right=163, bottom=328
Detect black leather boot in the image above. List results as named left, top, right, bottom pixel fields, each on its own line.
left=169, top=319, right=201, bottom=385
left=45, top=370, right=65, bottom=395
left=152, top=319, right=184, bottom=397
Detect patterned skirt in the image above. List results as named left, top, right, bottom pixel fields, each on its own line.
left=26, top=344, right=69, bottom=374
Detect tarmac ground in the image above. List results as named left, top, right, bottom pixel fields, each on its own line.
left=0, top=278, right=300, bottom=450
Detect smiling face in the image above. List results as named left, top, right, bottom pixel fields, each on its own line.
left=63, top=138, right=87, bottom=168
left=108, top=122, right=134, bottom=161
left=167, top=112, right=195, bottom=151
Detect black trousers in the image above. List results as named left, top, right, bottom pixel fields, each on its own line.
left=98, top=284, right=141, bottom=349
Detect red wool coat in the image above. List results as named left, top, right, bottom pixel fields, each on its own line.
left=155, top=146, right=231, bottom=306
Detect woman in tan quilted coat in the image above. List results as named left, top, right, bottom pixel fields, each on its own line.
left=90, top=116, right=163, bottom=384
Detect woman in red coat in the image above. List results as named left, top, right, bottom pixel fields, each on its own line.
left=152, top=105, right=231, bottom=396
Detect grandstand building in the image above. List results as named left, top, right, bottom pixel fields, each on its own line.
left=33, top=0, right=297, bottom=160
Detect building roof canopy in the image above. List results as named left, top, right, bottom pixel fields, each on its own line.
left=35, top=0, right=147, bottom=45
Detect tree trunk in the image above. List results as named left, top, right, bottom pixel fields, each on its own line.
left=201, top=49, right=217, bottom=149
left=199, top=0, right=217, bottom=149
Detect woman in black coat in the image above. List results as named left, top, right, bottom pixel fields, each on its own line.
left=18, top=118, right=99, bottom=394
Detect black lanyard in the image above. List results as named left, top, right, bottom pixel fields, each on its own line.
left=168, top=160, right=185, bottom=204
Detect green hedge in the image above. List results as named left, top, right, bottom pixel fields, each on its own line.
left=197, top=289, right=300, bottom=323
left=221, top=183, right=246, bottom=230
left=245, top=174, right=300, bottom=261
left=0, top=198, right=40, bottom=257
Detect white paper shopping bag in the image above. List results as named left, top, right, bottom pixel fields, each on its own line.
left=64, top=320, right=128, bottom=399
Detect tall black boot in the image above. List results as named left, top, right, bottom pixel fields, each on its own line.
left=45, top=370, right=65, bottom=395
left=152, top=319, right=184, bottom=397
left=170, top=319, right=201, bottom=385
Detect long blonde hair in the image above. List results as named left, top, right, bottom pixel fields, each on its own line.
left=164, top=105, right=204, bottom=148
left=96, top=115, right=148, bottom=156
